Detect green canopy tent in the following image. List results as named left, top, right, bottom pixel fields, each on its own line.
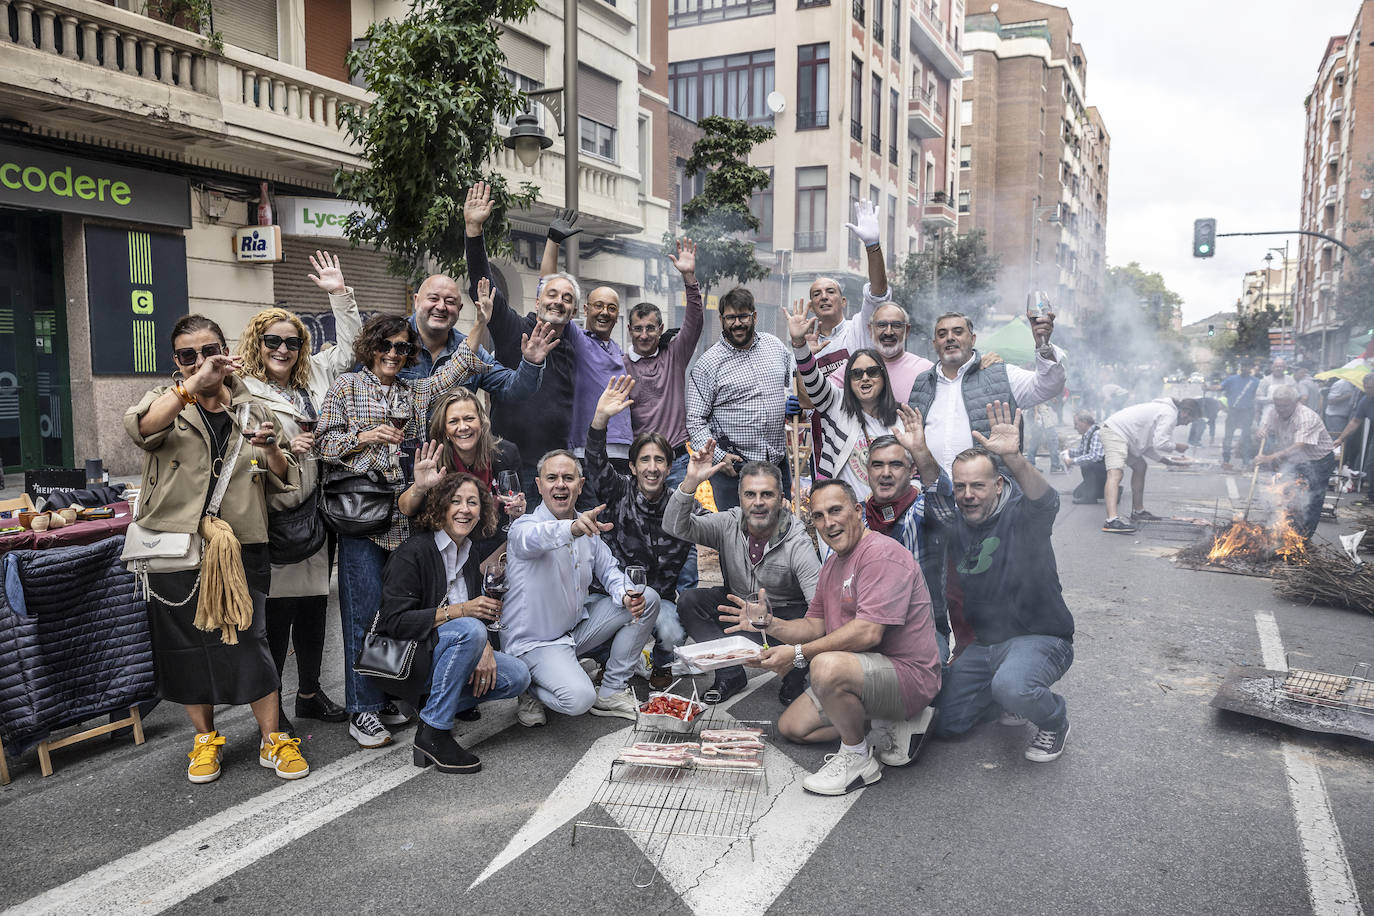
left=977, top=317, right=1038, bottom=366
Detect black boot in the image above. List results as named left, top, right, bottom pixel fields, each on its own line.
left=412, top=722, right=481, bottom=774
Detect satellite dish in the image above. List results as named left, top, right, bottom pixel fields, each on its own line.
left=1361, top=188, right=1372, bottom=201
left=766, top=91, right=786, bottom=114
left=990, top=2, right=999, bottom=11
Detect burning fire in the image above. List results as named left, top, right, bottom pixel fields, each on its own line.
left=1207, top=518, right=1307, bottom=563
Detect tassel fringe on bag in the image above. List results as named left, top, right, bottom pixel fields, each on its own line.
left=194, top=515, right=253, bottom=645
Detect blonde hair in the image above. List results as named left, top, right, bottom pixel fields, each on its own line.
left=238, top=308, right=313, bottom=390
left=427, top=388, right=499, bottom=473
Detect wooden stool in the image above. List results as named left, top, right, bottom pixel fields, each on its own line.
left=35, top=706, right=146, bottom=778
left=0, top=734, right=9, bottom=786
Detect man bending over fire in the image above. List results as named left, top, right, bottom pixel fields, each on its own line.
left=1254, top=384, right=1337, bottom=540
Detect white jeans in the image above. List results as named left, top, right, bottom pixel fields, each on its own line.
left=520, top=589, right=660, bottom=715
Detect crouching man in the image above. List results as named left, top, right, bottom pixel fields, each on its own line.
left=502, top=450, right=660, bottom=725
left=721, top=479, right=942, bottom=796
left=906, top=401, right=1076, bottom=763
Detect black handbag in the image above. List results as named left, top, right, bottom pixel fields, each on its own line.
left=320, top=464, right=394, bottom=537
left=353, top=611, right=417, bottom=680
left=267, top=485, right=328, bottom=564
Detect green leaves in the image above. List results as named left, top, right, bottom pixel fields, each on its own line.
left=668, top=117, right=776, bottom=292
left=335, top=0, right=540, bottom=280
left=890, top=229, right=1001, bottom=337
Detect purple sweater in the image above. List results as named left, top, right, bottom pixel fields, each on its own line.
left=567, top=328, right=633, bottom=452
left=623, top=281, right=705, bottom=449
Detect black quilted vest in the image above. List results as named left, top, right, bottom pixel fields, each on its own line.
left=907, top=352, right=1018, bottom=437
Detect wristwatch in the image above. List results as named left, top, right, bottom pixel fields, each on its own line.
left=793, top=644, right=808, bottom=669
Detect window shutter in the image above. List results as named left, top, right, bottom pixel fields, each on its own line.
left=498, top=29, right=546, bottom=82
left=216, top=0, right=280, bottom=59
left=274, top=236, right=410, bottom=328
left=578, top=65, right=619, bottom=127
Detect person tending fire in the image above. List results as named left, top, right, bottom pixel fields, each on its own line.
left=1254, top=384, right=1337, bottom=541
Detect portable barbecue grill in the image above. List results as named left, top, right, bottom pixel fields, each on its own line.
left=1210, top=665, right=1374, bottom=742
left=1277, top=664, right=1374, bottom=716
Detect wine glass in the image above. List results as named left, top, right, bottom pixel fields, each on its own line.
left=481, top=563, right=507, bottom=632
left=746, top=590, right=772, bottom=649
left=497, top=470, right=521, bottom=505
left=624, top=565, right=647, bottom=599
left=387, top=396, right=412, bottom=474
left=297, top=398, right=319, bottom=465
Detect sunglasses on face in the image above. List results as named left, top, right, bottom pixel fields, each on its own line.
left=377, top=340, right=417, bottom=357
left=262, top=334, right=304, bottom=352
left=172, top=343, right=225, bottom=366
left=848, top=366, right=884, bottom=380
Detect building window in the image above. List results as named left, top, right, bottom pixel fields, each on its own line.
left=499, top=68, right=545, bottom=130
left=850, top=57, right=863, bottom=142
left=959, top=144, right=971, bottom=169
left=873, top=0, right=883, bottom=44
left=851, top=0, right=863, bottom=25
left=675, top=156, right=706, bottom=223
left=797, top=0, right=829, bottom=7
left=889, top=88, right=899, bottom=164
left=891, top=0, right=900, bottom=57
left=848, top=174, right=861, bottom=260
left=797, top=43, right=830, bottom=129
left=668, top=51, right=776, bottom=124
left=668, top=0, right=776, bottom=28
left=750, top=166, right=774, bottom=243
left=886, top=193, right=897, bottom=267
left=957, top=190, right=970, bottom=213
left=579, top=117, right=617, bottom=162
left=871, top=75, right=882, bottom=154
left=638, top=115, right=651, bottom=189
left=796, top=166, right=828, bottom=250
left=962, top=54, right=972, bottom=79
left=960, top=99, right=972, bottom=124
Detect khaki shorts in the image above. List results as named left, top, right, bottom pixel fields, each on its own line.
left=804, top=652, right=908, bottom=724
left=1098, top=425, right=1130, bottom=471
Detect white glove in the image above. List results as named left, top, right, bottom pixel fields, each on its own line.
left=843, top=199, right=881, bottom=248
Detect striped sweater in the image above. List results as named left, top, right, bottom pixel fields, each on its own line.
left=795, top=343, right=903, bottom=489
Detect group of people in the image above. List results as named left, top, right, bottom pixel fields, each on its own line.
left=125, top=192, right=1079, bottom=796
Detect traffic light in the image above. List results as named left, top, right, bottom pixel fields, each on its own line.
left=1193, top=218, right=1216, bottom=258
left=1207, top=324, right=1215, bottom=336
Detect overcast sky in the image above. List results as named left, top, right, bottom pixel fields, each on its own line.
left=1064, top=0, right=1358, bottom=324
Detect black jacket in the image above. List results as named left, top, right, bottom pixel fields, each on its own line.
left=374, top=530, right=483, bottom=706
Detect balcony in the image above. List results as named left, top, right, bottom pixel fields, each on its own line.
left=494, top=144, right=642, bottom=237
left=797, top=109, right=829, bottom=130
left=0, top=0, right=370, bottom=190
left=921, top=190, right=956, bottom=228
left=1317, top=269, right=1335, bottom=292
left=795, top=229, right=826, bottom=250
left=907, top=86, right=942, bottom=139
left=909, top=1, right=961, bottom=79
left=1327, top=97, right=1344, bottom=124
left=1321, top=184, right=1339, bottom=206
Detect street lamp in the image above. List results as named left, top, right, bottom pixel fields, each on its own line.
left=1026, top=194, right=1062, bottom=303
left=505, top=113, right=553, bottom=168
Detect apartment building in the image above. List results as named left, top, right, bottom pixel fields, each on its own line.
left=0, top=0, right=669, bottom=475
left=958, top=0, right=1107, bottom=330
left=1294, top=4, right=1374, bottom=365
left=664, top=0, right=966, bottom=336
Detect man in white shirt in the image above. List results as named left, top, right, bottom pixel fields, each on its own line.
left=501, top=450, right=660, bottom=726
left=1099, top=398, right=1199, bottom=533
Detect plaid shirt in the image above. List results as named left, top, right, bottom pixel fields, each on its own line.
left=686, top=331, right=795, bottom=464
left=318, top=343, right=488, bottom=549
left=1069, top=424, right=1104, bottom=464
left=1258, top=402, right=1336, bottom=464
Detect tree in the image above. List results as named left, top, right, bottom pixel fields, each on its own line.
left=669, top=116, right=776, bottom=291
left=336, top=0, right=540, bottom=279
left=889, top=229, right=1000, bottom=337
left=1221, top=302, right=1282, bottom=365
left=1091, top=262, right=1194, bottom=372
left=1336, top=158, right=1374, bottom=339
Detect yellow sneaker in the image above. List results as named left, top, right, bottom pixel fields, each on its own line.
left=259, top=732, right=310, bottom=780
left=187, top=731, right=226, bottom=784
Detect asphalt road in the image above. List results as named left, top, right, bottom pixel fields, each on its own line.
left=2, top=436, right=1371, bottom=916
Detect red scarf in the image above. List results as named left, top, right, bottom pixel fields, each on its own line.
left=448, top=444, right=493, bottom=490
left=864, top=487, right=920, bottom=536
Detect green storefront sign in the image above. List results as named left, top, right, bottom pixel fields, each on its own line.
left=0, top=141, right=191, bottom=228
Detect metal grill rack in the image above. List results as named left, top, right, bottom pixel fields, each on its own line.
left=1277, top=665, right=1374, bottom=716
left=572, top=712, right=771, bottom=888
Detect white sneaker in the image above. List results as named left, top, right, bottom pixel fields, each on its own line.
left=517, top=692, right=547, bottom=728
left=349, top=711, right=393, bottom=749
left=802, top=748, right=882, bottom=796
left=590, top=687, right=640, bottom=721
left=872, top=707, right=936, bottom=767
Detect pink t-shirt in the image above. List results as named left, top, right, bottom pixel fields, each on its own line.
left=806, top=532, right=941, bottom=717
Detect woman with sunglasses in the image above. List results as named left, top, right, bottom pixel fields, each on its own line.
left=319, top=283, right=558, bottom=749
left=124, top=315, right=309, bottom=784
left=786, top=299, right=902, bottom=502
left=236, top=251, right=361, bottom=730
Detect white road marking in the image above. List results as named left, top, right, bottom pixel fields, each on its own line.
left=1253, top=611, right=1364, bottom=916
left=1226, top=476, right=1240, bottom=502
left=472, top=671, right=875, bottom=916
left=10, top=708, right=516, bottom=916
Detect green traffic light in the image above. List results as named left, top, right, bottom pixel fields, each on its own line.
left=1199, top=244, right=1210, bottom=253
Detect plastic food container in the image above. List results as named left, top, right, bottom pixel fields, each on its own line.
left=674, top=636, right=765, bottom=673
left=636, top=690, right=706, bottom=734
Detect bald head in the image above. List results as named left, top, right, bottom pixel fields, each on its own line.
left=585, top=286, right=621, bottom=341
left=413, top=274, right=462, bottom=343
left=808, top=276, right=847, bottom=330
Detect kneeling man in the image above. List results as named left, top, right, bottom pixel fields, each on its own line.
left=502, top=450, right=660, bottom=725
left=722, top=479, right=942, bottom=796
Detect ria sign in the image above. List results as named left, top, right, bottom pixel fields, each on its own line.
left=233, top=225, right=283, bottom=262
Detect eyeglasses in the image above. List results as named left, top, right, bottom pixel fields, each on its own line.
left=377, top=340, right=417, bottom=356
left=848, top=366, right=884, bottom=380
left=172, top=343, right=225, bottom=366
left=262, top=334, right=304, bottom=352
left=871, top=320, right=908, bottom=331
left=721, top=314, right=754, bottom=325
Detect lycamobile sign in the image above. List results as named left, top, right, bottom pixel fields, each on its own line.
left=0, top=141, right=191, bottom=228
left=277, top=196, right=373, bottom=238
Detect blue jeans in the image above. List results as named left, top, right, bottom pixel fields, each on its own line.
left=934, top=634, right=1073, bottom=736
left=337, top=535, right=390, bottom=715
left=666, top=453, right=700, bottom=593
left=420, top=617, right=530, bottom=728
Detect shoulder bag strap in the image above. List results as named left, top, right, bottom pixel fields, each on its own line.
left=205, top=405, right=250, bottom=519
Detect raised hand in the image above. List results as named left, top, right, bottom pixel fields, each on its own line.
left=307, top=250, right=345, bottom=294
left=892, top=404, right=928, bottom=457
left=464, top=181, right=494, bottom=234
left=520, top=319, right=561, bottom=365
left=186, top=353, right=241, bottom=396
left=411, top=439, right=448, bottom=493
left=548, top=208, right=582, bottom=244
left=668, top=238, right=697, bottom=278
left=570, top=503, right=613, bottom=539
left=682, top=438, right=739, bottom=492
left=593, top=375, right=636, bottom=427
left=971, top=400, right=1022, bottom=457
left=1030, top=311, right=1056, bottom=347
left=843, top=198, right=881, bottom=248
left=784, top=297, right=818, bottom=347
left=473, top=277, right=494, bottom=327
